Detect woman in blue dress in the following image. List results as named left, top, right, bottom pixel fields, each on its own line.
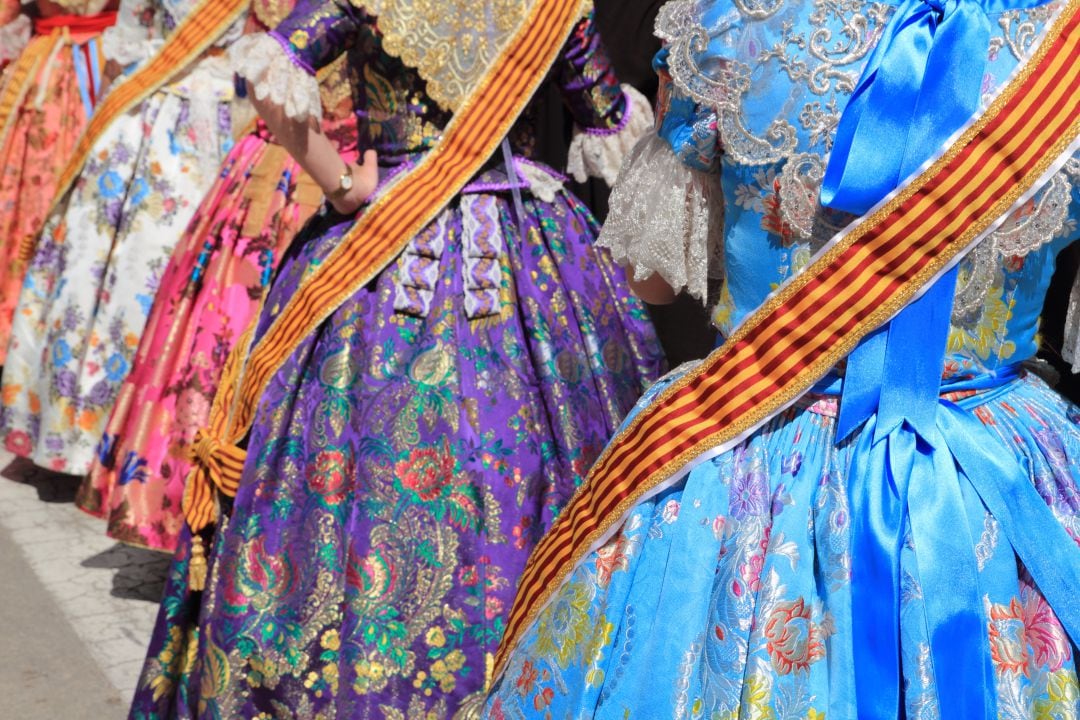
left=486, top=0, right=1080, bottom=716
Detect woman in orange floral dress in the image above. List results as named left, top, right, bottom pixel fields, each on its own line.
left=0, top=0, right=118, bottom=363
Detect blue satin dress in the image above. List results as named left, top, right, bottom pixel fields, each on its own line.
left=485, top=0, right=1080, bottom=717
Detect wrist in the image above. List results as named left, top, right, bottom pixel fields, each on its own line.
left=329, top=162, right=354, bottom=199
left=327, top=167, right=366, bottom=214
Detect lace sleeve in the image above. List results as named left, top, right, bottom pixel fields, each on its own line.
left=597, top=129, right=724, bottom=303
left=1060, top=158, right=1080, bottom=373
left=1063, top=271, right=1080, bottom=374
left=230, top=33, right=322, bottom=122
left=268, top=0, right=365, bottom=71
left=554, top=11, right=654, bottom=185
left=0, top=13, right=30, bottom=66
left=101, top=0, right=159, bottom=66
left=566, top=85, right=654, bottom=186
left=232, top=0, right=369, bottom=122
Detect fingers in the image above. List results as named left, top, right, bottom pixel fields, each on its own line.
left=360, top=149, right=378, bottom=166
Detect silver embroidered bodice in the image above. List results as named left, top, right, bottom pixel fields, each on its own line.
left=599, top=0, right=1080, bottom=379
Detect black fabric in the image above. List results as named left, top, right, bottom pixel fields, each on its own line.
left=534, top=2, right=718, bottom=367
left=1038, top=241, right=1080, bottom=404
left=594, top=0, right=666, bottom=99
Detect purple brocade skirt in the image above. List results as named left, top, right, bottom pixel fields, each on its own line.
left=128, top=168, right=665, bottom=719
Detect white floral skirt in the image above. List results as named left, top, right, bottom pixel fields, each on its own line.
left=1, top=56, right=241, bottom=474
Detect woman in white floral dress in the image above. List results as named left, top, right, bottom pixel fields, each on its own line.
left=0, top=0, right=249, bottom=474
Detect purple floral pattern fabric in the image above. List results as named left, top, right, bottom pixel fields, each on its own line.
left=128, top=4, right=663, bottom=718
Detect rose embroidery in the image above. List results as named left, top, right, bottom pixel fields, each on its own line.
left=309, top=449, right=351, bottom=505
left=394, top=446, right=457, bottom=503
left=763, top=597, right=825, bottom=674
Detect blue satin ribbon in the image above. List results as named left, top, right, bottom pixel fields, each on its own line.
left=72, top=38, right=102, bottom=120
left=819, top=0, right=1067, bottom=715
left=844, top=389, right=1080, bottom=719
left=841, top=268, right=997, bottom=718
left=835, top=269, right=1080, bottom=718
left=821, top=0, right=1050, bottom=215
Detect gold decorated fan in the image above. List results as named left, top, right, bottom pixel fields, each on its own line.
left=353, top=0, right=590, bottom=112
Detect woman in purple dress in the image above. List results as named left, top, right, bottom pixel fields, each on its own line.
left=127, top=1, right=664, bottom=717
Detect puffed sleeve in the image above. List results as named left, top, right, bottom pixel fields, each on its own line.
left=554, top=10, right=653, bottom=186
left=0, top=0, right=29, bottom=68
left=230, top=0, right=365, bottom=122
left=101, top=0, right=162, bottom=67
left=596, top=48, right=724, bottom=302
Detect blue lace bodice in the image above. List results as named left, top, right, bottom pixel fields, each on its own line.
left=635, top=0, right=1080, bottom=379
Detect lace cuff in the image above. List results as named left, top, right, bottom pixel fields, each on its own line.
left=0, top=14, right=30, bottom=65
left=567, top=85, right=654, bottom=186
left=1063, top=269, right=1080, bottom=374
left=597, top=129, right=723, bottom=302
left=101, top=22, right=157, bottom=66
left=230, top=33, right=322, bottom=122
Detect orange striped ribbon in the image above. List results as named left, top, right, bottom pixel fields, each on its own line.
left=180, top=0, right=589, bottom=543
left=494, top=0, right=1080, bottom=678
left=180, top=313, right=255, bottom=591
left=181, top=318, right=254, bottom=533
left=46, top=0, right=247, bottom=216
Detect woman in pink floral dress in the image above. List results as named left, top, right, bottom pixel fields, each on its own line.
left=76, top=8, right=359, bottom=551
left=0, top=0, right=246, bottom=474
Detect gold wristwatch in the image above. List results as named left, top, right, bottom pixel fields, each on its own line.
left=334, top=163, right=354, bottom=196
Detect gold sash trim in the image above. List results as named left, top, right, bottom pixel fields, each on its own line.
left=181, top=0, right=589, bottom=590
left=493, top=0, right=1080, bottom=679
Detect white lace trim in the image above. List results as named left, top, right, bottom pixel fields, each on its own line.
left=953, top=170, right=1073, bottom=323
left=597, top=129, right=723, bottom=302
left=566, top=85, right=654, bottom=186
left=655, top=0, right=892, bottom=165
left=0, top=15, right=30, bottom=65
left=1064, top=270, right=1080, bottom=374
left=101, top=22, right=158, bottom=66
left=517, top=162, right=564, bottom=203
left=1060, top=158, right=1080, bottom=373
left=230, top=33, right=322, bottom=123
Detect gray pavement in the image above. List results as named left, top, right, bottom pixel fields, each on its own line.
left=0, top=452, right=170, bottom=719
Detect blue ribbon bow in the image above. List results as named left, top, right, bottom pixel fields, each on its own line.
left=837, top=273, right=1080, bottom=719
left=837, top=272, right=993, bottom=719
left=818, top=0, right=1078, bottom=716
left=822, top=0, right=1049, bottom=214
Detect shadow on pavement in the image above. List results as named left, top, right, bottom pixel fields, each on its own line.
left=81, top=544, right=171, bottom=602
left=1, top=456, right=83, bottom=503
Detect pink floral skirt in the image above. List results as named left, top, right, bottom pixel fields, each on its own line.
left=75, top=124, right=324, bottom=552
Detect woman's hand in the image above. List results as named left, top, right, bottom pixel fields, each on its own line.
left=99, top=59, right=125, bottom=97
left=248, top=79, right=378, bottom=215
left=629, top=270, right=677, bottom=305
left=328, top=149, right=379, bottom=215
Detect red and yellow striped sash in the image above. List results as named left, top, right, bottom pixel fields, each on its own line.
left=180, top=0, right=590, bottom=560
left=181, top=318, right=253, bottom=533
left=46, top=0, right=247, bottom=214
left=493, top=0, right=1080, bottom=678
